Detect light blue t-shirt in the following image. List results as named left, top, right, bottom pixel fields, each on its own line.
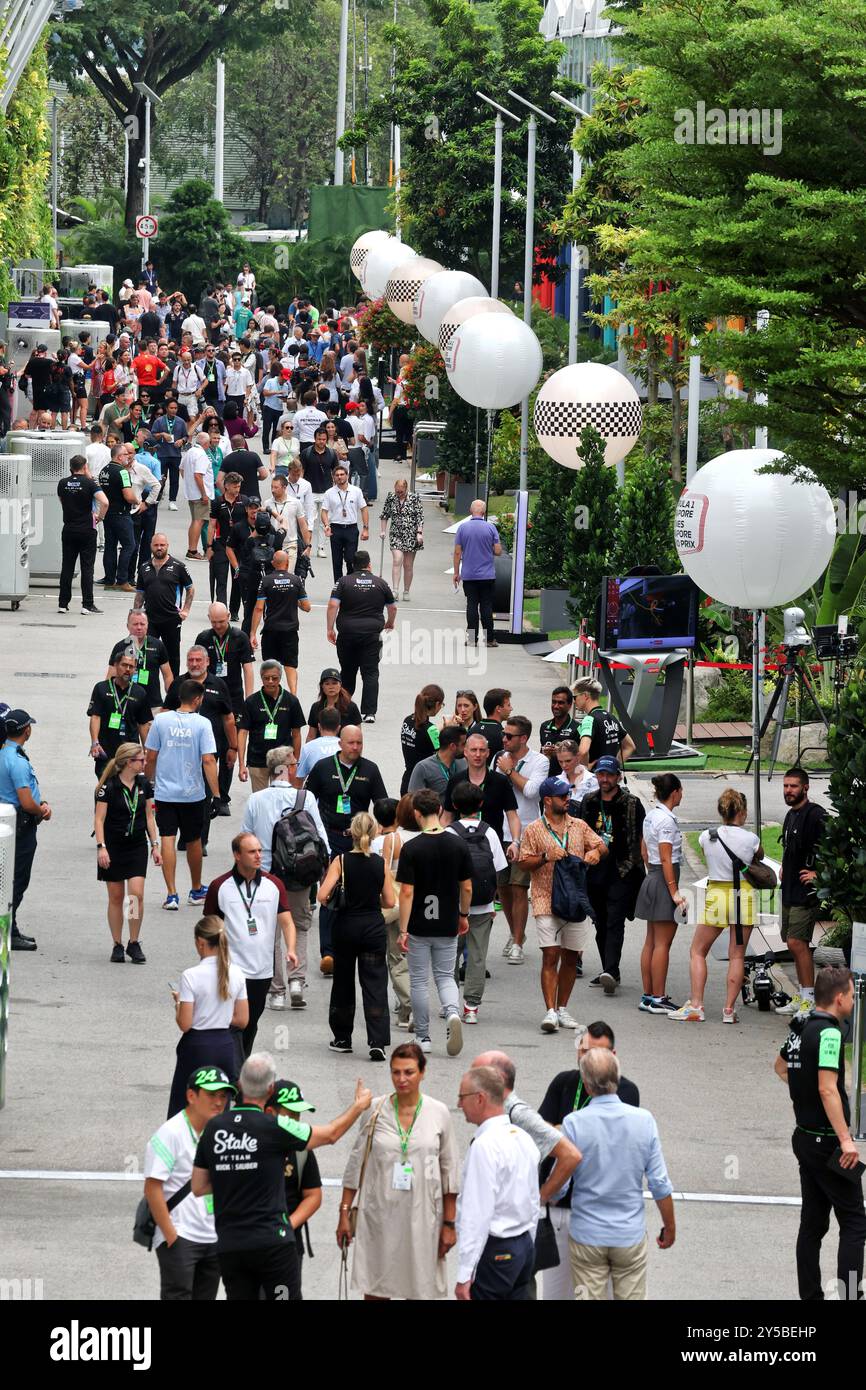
left=145, top=710, right=216, bottom=803
left=0, top=741, right=41, bottom=808
left=296, top=735, right=341, bottom=782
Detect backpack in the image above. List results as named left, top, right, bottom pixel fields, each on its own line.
left=450, top=820, right=497, bottom=906
left=271, top=791, right=329, bottom=890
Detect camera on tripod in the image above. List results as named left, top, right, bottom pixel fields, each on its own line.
left=782, top=607, right=811, bottom=651
left=813, top=623, right=859, bottom=662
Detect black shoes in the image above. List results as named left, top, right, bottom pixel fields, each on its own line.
left=11, top=929, right=37, bottom=951
left=329, top=1039, right=353, bottom=1053
left=369, top=1046, right=387, bottom=1062
left=126, top=941, right=146, bottom=963
left=212, top=801, right=231, bottom=817
left=110, top=943, right=125, bottom=963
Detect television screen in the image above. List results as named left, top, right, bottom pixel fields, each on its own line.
left=601, top=574, right=699, bottom=651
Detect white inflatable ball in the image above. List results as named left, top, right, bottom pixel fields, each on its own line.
left=446, top=313, right=543, bottom=410
left=385, top=257, right=444, bottom=326
left=362, top=238, right=417, bottom=300
left=350, top=230, right=391, bottom=284
left=413, top=270, right=488, bottom=345
left=438, top=296, right=512, bottom=359
left=533, top=362, right=642, bottom=469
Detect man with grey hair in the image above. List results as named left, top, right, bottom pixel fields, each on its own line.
left=241, top=745, right=329, bottom=1009
left=557, top=1047, right=675, bottom=1300
left=193, top=1052, right=372, bottom=1301
left=237, top=660, right=305, bottom=793
left=472, top=1049, right=581, bottom=1209
left=182, top=430, right=215, bottom=561
left=455, top=1065, right=541, bottom=1301
left=452, top=499, right=503, bottom=648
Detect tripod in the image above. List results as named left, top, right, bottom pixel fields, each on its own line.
left=745, top=644, right=829, bottom=781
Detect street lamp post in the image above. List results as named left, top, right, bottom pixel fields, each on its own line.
left=334, top=0, right=350, bottom=185
left=551, top=92, right=591, bottom=366
left=476, top=92, right=519, bottom=301
left=214, top=59, right=225, bottom=203
left=133, top=81, right=160, bottom=271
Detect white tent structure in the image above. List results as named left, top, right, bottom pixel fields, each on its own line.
left=0, top=0, right=56, bottom=110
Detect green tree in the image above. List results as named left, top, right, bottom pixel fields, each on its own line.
left=563, top=426, right=619, bottom=631
left=611, top=450, right=678, bottom=576
left=56, top=85, right=125, bottom=210
left=0, top=44, right=53, bottom=308
left=818, top=663, right=866, bottom=925
left=526, top=463, right=572, bottom=588
left=155, top=180, right=247, bottom=300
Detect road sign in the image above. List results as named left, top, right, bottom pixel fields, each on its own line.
left=136, top=214, right=158, bottom=239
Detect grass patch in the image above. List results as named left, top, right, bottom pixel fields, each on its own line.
left=686, top=825, right=782, bottom=865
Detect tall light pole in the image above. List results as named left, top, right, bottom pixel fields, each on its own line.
left=214, top=59, right=225, bottom=203
left=551, top=92, right=591, bottom=365
left=334, top=0, right=350, bottom=185
left=133, top=81, right=160, bottom=271
left=476, top=93, right=519, bottom=303
left=51, top=95, right=58, bottom=264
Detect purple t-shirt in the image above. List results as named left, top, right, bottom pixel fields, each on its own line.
left=455, top=517, right=501, bottom=581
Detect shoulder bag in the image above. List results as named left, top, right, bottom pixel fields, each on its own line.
left=532, top=1204, right=561, bottom=1274
left=711, top=829, right=777, bottom=890
left=324, top=854, right=347, bottom=911
left=133, top=1180, right=193, bottom=1251
left=348, top=1097, right=388, bottom=1239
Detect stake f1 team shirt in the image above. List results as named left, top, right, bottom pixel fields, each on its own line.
left=195, top=1107, right=312, bottom=1252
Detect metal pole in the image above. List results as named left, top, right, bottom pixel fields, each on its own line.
left=394, top=124, right=401, bottom=233
left=754, top=308, right=769, bottom=449
left=518, top=112, right=536, bottom=496
left=142, top=97, right=151, bottom=272
left=334, top=0, right=350, bottom=184
left=51, top=95, right=58, bottom=263
left=685, top=338, right=701, bottom=482
left=491, top=113, right=503, bottom=299
left=851, top=973, right=865, bottom=1140
left=567, top=138, right=582, bottom=365
left=214, top=59, right=225, bottom=202
left=752, top=609, right=763, bottom=835
left=363, top=12, right=370, bottom=185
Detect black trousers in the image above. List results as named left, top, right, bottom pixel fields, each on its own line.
left=240, top=568, right=260, bottom=635
left=589, top=866, right=642, bottom=979
left=463, top=579, right=495, bottom=641
left=470, top=1232, right=535, bottom=1300
left=219, top=1240, right=301, bottom=1301
left=0, top=394, right=12, bottom=439
left=243, top=976, right=272, bottom=1058
left=329, top=523, right=359, bottom=581
left=163, top=456, right=181, bottom=502
left=336, top=631, right=381, bottom=717
left=318, top=832, right=350, bottom=958
left=12, top=812, right=38, bottom=932
left=329, top=913, right=390, bottom=1048
left=149, top=618, right=183, bottom=678
left=391, top=403, right=414, bottom=455
left=792, top=1127, right=866, bottom=1300
left=156, top=1237, right=221, bottom=1300
left=102, top=510, right=136, bottom=585
left=59, top=528, right=97, bottom=608
left=262, top=410, right=282, bottom=452
left=132, top=506, right=157, bottom=581
left=209, top=548, right=240, bottom=612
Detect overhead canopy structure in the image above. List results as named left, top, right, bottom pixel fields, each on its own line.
left=0, top=0, right=56, bottom=111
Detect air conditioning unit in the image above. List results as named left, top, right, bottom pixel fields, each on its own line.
left=6, top=431, right=86, bottom=581
left=8, top=328, right=61, bottom=375
left=0, top=452, right=31, bottom=607
left=57, top=319, right=112, bottom=348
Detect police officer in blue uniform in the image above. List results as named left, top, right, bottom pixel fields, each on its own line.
left=0, top=710, right=52, bottom=950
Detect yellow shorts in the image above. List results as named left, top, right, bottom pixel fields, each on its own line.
left=704, top=880, right=756, bottom=929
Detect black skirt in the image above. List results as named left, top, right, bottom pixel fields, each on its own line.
left=167, top=1027, right=242, bottom=1119
left=97, top=835, right=149, bottom=883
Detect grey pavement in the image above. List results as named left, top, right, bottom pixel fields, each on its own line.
left=0, top=447, right=845, bottom=1302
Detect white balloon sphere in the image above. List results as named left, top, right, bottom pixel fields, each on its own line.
left=675, top=449, right=836, bottom=609
left=533, top=362, right=642, bottom=469
left=362, top=237, right=417, bottom=300
left=413, top=270, right=488, bottom=345
left=447, top=313, right=543, bottom=410
left=438, top=296, right=512, bottom=358
left=350, top=229, right=391, bottom=284
left=385, top=257, right=444, bottom=325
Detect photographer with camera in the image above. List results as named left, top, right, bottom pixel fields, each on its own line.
left=227, top=502, right=282, bottom=636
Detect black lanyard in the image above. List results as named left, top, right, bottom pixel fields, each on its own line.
left=236, top=875, right=259, bottom=915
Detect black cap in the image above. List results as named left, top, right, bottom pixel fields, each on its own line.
left=320, top=668, right=341, bottom=683
left=186, top=1066, right=237, bottom=1095
left=4, top=708, right=36, bottom=734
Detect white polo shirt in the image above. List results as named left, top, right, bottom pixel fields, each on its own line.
left=323, top=483, right=366, bottom=527
left=204, top=868, right=290, bottom=979
left=182, top=444, right=215, bottom=502
left=266, top=496, right=306, bottom=544
left=293, top=405, right=328, bottom=444
left=225, top=366, right=254, bottom=397
left=144, top=1110, right=217, bottom=1249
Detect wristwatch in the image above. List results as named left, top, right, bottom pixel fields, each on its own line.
left=442, top=1220, right=456, bottom=1228
left=96, top=842, right=106, bottom=849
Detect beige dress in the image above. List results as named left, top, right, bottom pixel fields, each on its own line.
left=343, top=1092, right=460, bottom=1299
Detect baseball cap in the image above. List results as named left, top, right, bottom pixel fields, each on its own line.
left=539, top=776, right=571, bottom=800
left=186, top=1066, right=237, bottom=1095
left=320, top=668, right=341, bottom=683
left=123, top=278, right=134, bottom=288
left=4, top=708, right=36, bottom=734
left=269, top=1079, right=316, bottom=1113
left=594, top=756, right=622, bottom=775
left=36, top=343, right=47, bottom=352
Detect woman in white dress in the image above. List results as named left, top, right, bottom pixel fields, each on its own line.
left=337, top=1042, right=460, bottom=1300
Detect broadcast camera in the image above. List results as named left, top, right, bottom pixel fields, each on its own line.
left=782, top=607, right=811, bottom=651
left=813, top=623, right=859, bottom=662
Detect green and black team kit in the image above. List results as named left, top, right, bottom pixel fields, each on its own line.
left=579, top=705, right=626, bottom=763
left=108, top=636, right=169, bottom=710
left=87, top=678, right=153, bottom=765
left=781, top=1010, right=849, bottom=1133
left=194, top=1107, right=312, bottom=1252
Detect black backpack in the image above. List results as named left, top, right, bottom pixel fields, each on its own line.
left=271, top=791, right=329, bottom=890
left=450, top=820, right=497, bottom=906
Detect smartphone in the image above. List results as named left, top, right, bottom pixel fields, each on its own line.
left=168, top=980, right=178, bottom=994
left=827, top=1146, right=866, bottom=1182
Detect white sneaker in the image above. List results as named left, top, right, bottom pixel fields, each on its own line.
left=502, top=939, right=516, bottom=958
left=775, top=994, right=804, bottom=1017
left=463, top=1005, right=479, bottom=1025
left=557, top=1007, right=580, bottom=1029
left=168, top=501, right=178, bottom=511
left=541, top=1008, right=560, bottom=1033
left=446, top=1013, right=463, bottom=1056
left=507, top=944, right=525, bottom=965
left=317, top=546, right=328, bottom=559
left=267, top=993, right=286, bottom=1010
left=289, top=980, right=306, bottom=1009
left=415, top=1037, right=432, bottom=1054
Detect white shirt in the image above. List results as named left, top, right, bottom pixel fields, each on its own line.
left=182, top=444, right=215, bottom=502
left=240, top=784, right=330, bottom=873
left=144, top=1111, right=216, bottom=1249
left=182, top=314, right=207, bottom=345
left=129, top=457, right=161, bottom=506
left=643, top=805, right=683, bottom=865
left=456, top=1114, right=540, bottom=1283
left=493, top=747, right=549, bottom=839
left=700, top=824, right=760, bottom=881
left=293, top=405, right=328, bottom=444
left=86, top=441, right=111, bottom=473
left=178, top=954, right=247, bottom=1030
left=266, top=496, right=306, bottom=544
left=323, top=483, right=366, bottom=528
left=284, top=474, right=314, bottom=526
left=174, top=363, right=203, bottom=397
left=271, top=436, right=301, bottom=470
left=447, top=818, right=508, bottom=914
left=352, top=413, right=377, bottom=447
left=211, top=870, right=286, bottom=978
left=225, top=366, right=254, bottom=397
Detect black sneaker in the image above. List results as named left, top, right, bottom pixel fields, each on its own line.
left=126, top=941, right=146, bottom=964
left=329, top=1039, right=353, bottom=1053
left=368, top=1046, right=387, bottom=1062
left=81, top=605, right=103, bottom=615
left=11, top=930, right=37, bottom=951
left=211, top=801, right=231, bottom=817
left=588, top=975, right=603, bottom=987
left=110, top=943, right=125, bottom=963
left=57, top=605, right=70, bottom=614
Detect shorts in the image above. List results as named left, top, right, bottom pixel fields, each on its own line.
left=508, top=862, right=531, bottom=889
left=261, top=628, right=299, bottom=669
left=535, top=915, right=593, bottom=952
left=155, top=799, right=206, bottom=842
left=188, top=499, right=210, bottom=522
left=704, top=880, right=756, bottom=929
left=781, top=903, right=819, bottom=944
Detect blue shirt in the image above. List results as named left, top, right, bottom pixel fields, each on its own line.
left=559, top=1095, right=673, bottom=1246
left=135, top=447, right=162, bottom=481
left=0, top=741, right=41, bottom=808
left=145, top=710, right=216, bottom=803
left=296, top=735, right=341, bottom=782
left=455, top=517, right=501, bottom=582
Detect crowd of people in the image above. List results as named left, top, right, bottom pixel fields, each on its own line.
left=1, top=260, right=860, bottom=1306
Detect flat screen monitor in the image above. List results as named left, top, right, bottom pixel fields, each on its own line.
left=601, top=574, right=699, bottom=651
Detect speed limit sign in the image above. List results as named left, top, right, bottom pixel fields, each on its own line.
left=136, top=213, right=158, bottom=239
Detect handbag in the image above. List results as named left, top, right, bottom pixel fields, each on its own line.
left=712, top=830, right=777, bottom=890
left=348, top=1097, right=387, bottom=1238
left=324, top=854, right=347, bottom=911
left=132, top=1180, right=193, bottom=1251
left=532, top=1205, right=561, bottom=1274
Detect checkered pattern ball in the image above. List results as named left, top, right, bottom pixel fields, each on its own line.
left=414, top=270, right=488, bottom=344
left=362, top=238, right=417, bottom=300
left=533, top=362, right=642, bottom=468
left=385, top=257, right=444, bottom=325
left=438, top=297, right=512, bottom=357
left=350, top=230, right=391, bottom=283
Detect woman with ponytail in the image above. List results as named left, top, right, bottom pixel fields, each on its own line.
left=93, top=742, right=160, bottom=965
left=317, top=811, right=394, bottom=1061
left=399, top=684, right=445, bottom=793
left=167, top=915, right=249, bottom=1118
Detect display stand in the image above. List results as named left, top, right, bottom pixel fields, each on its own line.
left=598, top=648, right=698, bottom=760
